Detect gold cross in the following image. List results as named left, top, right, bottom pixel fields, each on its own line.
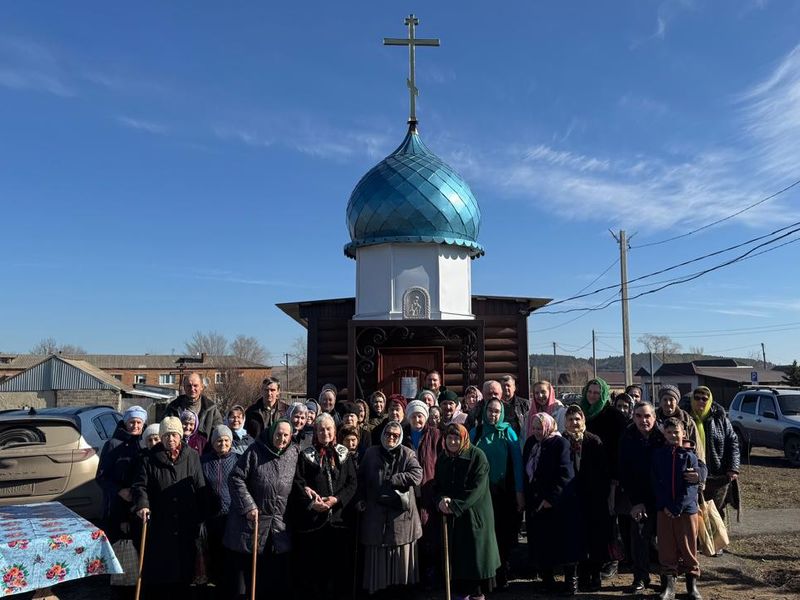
left=383, top=14, right=440, bottom=125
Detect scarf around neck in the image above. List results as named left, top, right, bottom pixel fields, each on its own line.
left=690, top=386, right=714, bottom=451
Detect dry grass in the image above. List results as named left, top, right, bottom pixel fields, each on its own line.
left=739, top=447, right=800, bottom=510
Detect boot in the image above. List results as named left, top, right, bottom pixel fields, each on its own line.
left=561, top=564, right=578, bottom=597
left=538, top=569, right=556, bottom=593
left=588, top=570, right=602, bottom=592
left=658, top=574, right=676, bottom=600
left=686, top=574, right=703, bottom=600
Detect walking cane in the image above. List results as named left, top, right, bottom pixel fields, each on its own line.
left=442, top=513, right=451, bottom=600
left=250, top=511, right=259, bottom=600
left=134, top=513, right=149, bottom=600
left=352, top=512, right=360, bottom=600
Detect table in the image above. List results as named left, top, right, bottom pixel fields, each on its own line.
left=0, top=502, right=122, bottom=596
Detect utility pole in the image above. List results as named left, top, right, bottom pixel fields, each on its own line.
left=284, top=352, right=290, bottom=393
left=649, top=351, right=655, bottom=404
left=592, top=330, right=597, bottom=379
left=761, top=342, right=767, bottom=369
left=612, top=230, right=633, bottom=387
left=553, top=342, right=558, bottom=396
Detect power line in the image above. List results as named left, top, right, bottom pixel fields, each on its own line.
left=536, top=224, right=800, bottom=315
left=597, top=320, right=800, bottom=336
left=531, top=290, right=620, bottom=332
left=630, top=178, right=800, bottom=249
left=541, top=220, right=800, bottom=310
left=571, top=258, right=619, bottom=296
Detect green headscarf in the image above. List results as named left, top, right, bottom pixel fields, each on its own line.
left=473, top=399, right=512, bottom=486
left=264, top=418, right=294, bottom=457
left=689, top=386, right=714, bottom=451
left=580, top=377, right=610, bottom=421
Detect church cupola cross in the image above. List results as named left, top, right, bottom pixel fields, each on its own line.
left=383, top=14, right=440, bottom=125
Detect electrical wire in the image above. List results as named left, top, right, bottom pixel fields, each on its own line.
left=630, top=178, right=800, bottom=249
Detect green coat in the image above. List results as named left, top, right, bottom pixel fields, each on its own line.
left=434, top=446, right=501, bottom=581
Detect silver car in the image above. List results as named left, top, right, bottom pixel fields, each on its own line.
left=0, top=405, right=122, bottom=520
left=729, top=386, right=800, bottom=466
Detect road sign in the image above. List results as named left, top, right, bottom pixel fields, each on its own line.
left=751, top=370, right=758, bottom=384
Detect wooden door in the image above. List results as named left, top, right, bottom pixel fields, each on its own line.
left=377, top=347, right=444, bottom=398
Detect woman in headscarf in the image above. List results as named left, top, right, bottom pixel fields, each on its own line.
left=226, top=405, right=255, bottom=455
left=418, top=389, right=438, bottom=409
left=201, top=425, right=238, bottom=597
left=469, top=398, right=523, bottom=590
left=223, top=419, right=299, bottom=600
left=292, top=412, right=358, bottom=600
left=341, top=402, right=372, bottom=454
left=358, top=421, right=424, bottom=594
left=96, top=405, right=147, bottom=543
left=463, top=385, right=483, bottom=415
left=402, top=400, right=443, bottom=586
left=523, top=412, right=580, bottom=595
left=680, top=386, right=740, bottom=523
left=318, top=385, right=342, bottom=427
left=365, top=391, right=387, bottom=432
left=132, top=417, right=206, bottom=599
left=305, top=399, right=319, bottom=423
left=141, top=423, right=161, bottom=450
left=429, top=405, right=442, bottom=428
left=371, top=394, right=407, bottom=445
left=288, top=401, right=313, bottom=450
left=562, top=405, right=611, bottom=593
left=355, top=399, right=370, bottom=429
left=180, top=408, right=208, bottom=455
left=528, top=380, right=566, bottom=436
left=435, top=424, right=501, bottom=600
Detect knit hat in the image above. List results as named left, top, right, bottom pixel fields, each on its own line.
left=123, top=405, right=147, bottom=424
left=659, top=384, right=681, bottom=404
left=438, top=389, right=459, bottom=406
left=211, top=424, right=233, bottom=444
left=159, top=416, right=183, bottom=437
left=388, top=394, right=407, bottom=411
left=405, top=400, right=429, bottom=422
left=142, top=423, right=160, bottom=439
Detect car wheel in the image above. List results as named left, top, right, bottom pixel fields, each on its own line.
left=734, top=427, right=750, bottom=458
left=785, top=435, right=800, bottom=467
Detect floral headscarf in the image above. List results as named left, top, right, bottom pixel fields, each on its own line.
left=525, top=412, right=561, bottom=481
left=444, top=423, right=470, bottom=456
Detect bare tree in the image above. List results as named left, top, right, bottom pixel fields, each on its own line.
left=185, top=331, right=228, bottom=356
left=214, top=369, right=261, bottom=414
left=275, top=337, right=308, bottom=396
left=230, top=335, right=269, bottom=364
left=637, top=334, right=682, bottom=362
left=30, top=337, right=87, bottom=355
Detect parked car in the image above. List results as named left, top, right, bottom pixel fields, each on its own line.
left=0, top=405, right=122, bottom=520
left=729, top=387, right=800, bottom=466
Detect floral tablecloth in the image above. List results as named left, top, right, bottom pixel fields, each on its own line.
left=0, top=502, right=122, bottom=596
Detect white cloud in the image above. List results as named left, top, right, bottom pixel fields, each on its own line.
left=116, top=116, right=167, bottom=135
left=213, top=126, right=273, bottom=148
left=0, top=36, right=75, bottom=97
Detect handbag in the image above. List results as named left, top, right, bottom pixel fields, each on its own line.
left=110, top=538, right=139, bottom=586
left=697, top=497, right=717, bottom=557
left=607, top=517, right=626, bottom=562
left=701, top=496, right=729, bottom=550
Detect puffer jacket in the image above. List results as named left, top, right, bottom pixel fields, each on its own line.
left=679, top=399, right=740, bottom=477
left=223, top=438, right=300, bottom=555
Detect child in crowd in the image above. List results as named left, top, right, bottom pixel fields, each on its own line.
left=651, top=418, right=707, bottom=600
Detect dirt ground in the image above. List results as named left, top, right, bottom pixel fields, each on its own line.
left=40, top=448, right=800, bottom=600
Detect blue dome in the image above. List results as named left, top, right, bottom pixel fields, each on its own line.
left=344, top=125, right=484, bottom=259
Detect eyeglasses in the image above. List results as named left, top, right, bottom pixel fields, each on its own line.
left=385, top=432, right=400, bottom=439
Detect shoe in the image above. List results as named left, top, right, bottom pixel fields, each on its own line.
left=588, top=571, right=602, bottom=592
left=714, top=548, right=724, bottom=557
left=600, top=560, right=619, bottom=579
left=657, top=574, right=676, bottom=600
left=686, top=574, right=703, bottom=600
left=626, top=578, right=649, bottom=594
left=561, top=565, right=578, bottom=596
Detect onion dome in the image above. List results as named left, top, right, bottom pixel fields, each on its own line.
left=344, top=124, right=484, bottom=259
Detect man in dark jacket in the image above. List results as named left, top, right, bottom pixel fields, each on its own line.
left=619, top=401, right=666, bottom=593
left=244, top=377, right=282, bottom=439
left=163, top=372, right=223, bottom=440
left=501, top=375, right=530, bottom=439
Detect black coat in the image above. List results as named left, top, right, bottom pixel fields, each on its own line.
left=224, top=439, right=300, bottom=555
left=522, top=435, right=581, bottom=568
left=678, top=399, right=740, bottom=477
left=585, top=403, right=628, bottom=481
left=164, top=394, right=223, bottom=440
left=618, top=424, right=667, bottom=509
left=244, top=397, right=281, bottom=439
left=132, top=443, right=206, bottom=584
left=95, top=422, right=141, bottom=541
left=291, top=444, right=357, bottom=531
left=567, top=431, right=611, bottom=562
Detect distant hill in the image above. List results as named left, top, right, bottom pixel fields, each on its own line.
left=529, top=352, right=771, bottom=373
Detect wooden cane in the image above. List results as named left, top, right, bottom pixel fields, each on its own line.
left=134, top=514, right=148, bottom=600
left=352, top=512, right=360, bottom=600
left=250, top=513, right=259, bottom=600
left=442, top=513, right=451, bottom=600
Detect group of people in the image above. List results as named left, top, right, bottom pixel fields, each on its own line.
left=96, top=371, right=740, bottom=600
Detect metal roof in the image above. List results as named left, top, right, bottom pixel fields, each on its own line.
left=344, top=124, right=484, bottom=259
left=0, top=354, right=270, bottom=371
left=0, top=355, right=128, bottom=392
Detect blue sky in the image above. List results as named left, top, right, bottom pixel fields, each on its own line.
left=2, top=1, right=800, bottom=366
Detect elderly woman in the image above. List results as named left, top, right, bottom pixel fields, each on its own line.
left=341, top=402, right=372, bottom=453
left=133, top=417, right=206, bottom=599
left=656, top=385, right=699, bottom=454
left=292, top=413, right=358, bottom=599
left=141, top=423, right=161, bottom=450
left=366, top=391, right=387, bottom=432
left=402, top=400, right=443, bottom=584
left=440, top=391, right=467, bottom=426
left=288, top=401, right=313, bottom=450
left=305, top=399, right=319, bottom=423
left=463, top=385, right=483, bottom=415
left=96, top=405, right=147, bottom=543
left=180, top=408, right=208, bottom=455
left=470, top=398, right=523, bottom=590
left=435, top=424, right=500, bottom=600
left=528, top=380, right=566, bottom=435
left=429, top=405, right=442, bottom=428
left=226, top=405, right=255, bottom=455
left=358, top=421, right=424, bottom=594
left=680, top=386, right=740, bottom=524
left=200, top=425, right=238, bottom=595
left=562, top=405, right=611, bottom=592
left=223, top=419, right=299, bottom=600
left=318, top=385, right=342, bottom=427
left=614, top=392, right=634, bottom=422
left=418, top=389, right=438, bottom=409
left=523, top=412, right=580, bottom=595
left=371, top=394, right=407, bottom=444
